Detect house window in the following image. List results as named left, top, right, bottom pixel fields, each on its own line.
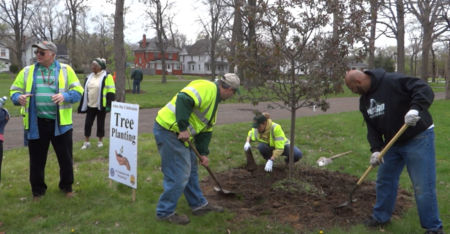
left=206, top=64, right=210, bottom=71
left=0, top=49, right=5, bottom=57
left=191, top=65, right=195, bottom=71
left=198, top=65, right=201, bottom=70
left=139, top=57, right=142, bottom=64
left=167, top=64, right=171, bottom=69
left=191, top=55, right=193, bottom=61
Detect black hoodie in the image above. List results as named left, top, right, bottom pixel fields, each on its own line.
left=359, top=68, right=434, bottom=152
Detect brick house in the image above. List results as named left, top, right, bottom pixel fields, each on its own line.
left=133, top=34, right=182, bottom=75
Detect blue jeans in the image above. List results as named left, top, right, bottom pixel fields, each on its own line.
left=373, top=128, right=442, bottom=231
left=132, top=80, right=140, bottom=94
left=153, top=122, right=207, bottom=218
left=257, top=143, right=302, bottom=163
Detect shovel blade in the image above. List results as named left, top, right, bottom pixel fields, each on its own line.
left=213, top=186, right=234, bottom=196
left=317, top=157, right=332, bottom=167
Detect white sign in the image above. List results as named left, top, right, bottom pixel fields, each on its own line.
left=109, top=101, right=139, bottom=189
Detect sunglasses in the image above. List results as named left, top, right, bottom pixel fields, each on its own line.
left=34, top=50, right=46, bottom=56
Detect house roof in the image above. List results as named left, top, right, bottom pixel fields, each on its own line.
left=184, top=39, right=210, bottom=55
left=134, top=36, right=180, bottom=53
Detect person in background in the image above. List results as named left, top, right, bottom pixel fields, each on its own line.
left=153, top=73, right=240, bottom=225
left=78, top=58, right=116, bottom=149
left=244, top=112, right=303, bottom=172
left=10, top=41, right=84, bottom=200
left=131, top=68, right=143, bottom=94
left=0, top=96, right=9, bottom=182
left=344, top=68, right=443, bottom=234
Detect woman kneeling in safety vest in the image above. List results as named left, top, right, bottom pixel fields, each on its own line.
left=243, top=112, right=303, bottom=172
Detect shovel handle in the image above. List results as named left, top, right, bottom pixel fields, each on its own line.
left=187, top=140, right=224, bottom=190
left=330, top=150, right=353, bottom=159
left=356, top=124, right=409, bottom=185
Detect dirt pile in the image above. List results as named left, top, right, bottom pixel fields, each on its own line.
left=200, top=165, right=413, bottom=232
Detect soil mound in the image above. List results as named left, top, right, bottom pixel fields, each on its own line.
left=200, top=165, right=413, bottom=232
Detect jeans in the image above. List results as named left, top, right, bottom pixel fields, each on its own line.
left=132, top=80, right=140, bottom=94
left=373, top=128, right=442, bottom=230
left=257, top=143, right=302, bottom=163
left=153, top=122, right=207, bottom=218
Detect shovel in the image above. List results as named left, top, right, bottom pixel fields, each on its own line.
left=335, top=124, right=408, bottom=209
left=317, top=151, right=352, bottom=167
left=187, top=140, right=234, bottom=196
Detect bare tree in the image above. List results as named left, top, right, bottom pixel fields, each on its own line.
left=199, top=0, right=232, bottom=80
left=65, top=0, right=86, bottom=70
left=29, top=0, right=61, bottom=41
left=0, top=0, right=34, bottom=68
left=237, top=0, right=366, bottom=177
left=145, top=0, right=172, bottom=83
left=114, top=0, right=126, bottom=101
left=379, top=0, right=406, bottom=73
left=227, top=0, right=244, bottom=76
left=442, top=8, right=450, bottom=99
left=407, top=0, right=448, bottom=81
left=91, top=14, right=114, bottom=58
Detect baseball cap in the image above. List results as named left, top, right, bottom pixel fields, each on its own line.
left=32, top=41, right=57, bottom=54
left=252, top=114, right=267, bottom=128
left=221, top=73, right=240, bottom=93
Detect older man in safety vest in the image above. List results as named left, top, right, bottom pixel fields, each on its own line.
left=10, top=41, right=83, bottom=200
left=153, top=73, right=240, bottom=225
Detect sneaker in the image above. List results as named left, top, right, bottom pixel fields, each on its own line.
left=363, top=216, right=390, bottom=228
left=192, top=203, right=224, bottom=216
left=97, top=142, right=103, bottom=148
left=157, top=213, right=190, bottom=225
left=81, top=142, right=90, bottom=150
left=424, top=228, right=444, bottom=234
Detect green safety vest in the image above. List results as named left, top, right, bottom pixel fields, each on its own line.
left=247, top=122, right=290, bottom=149
left=156, top=80, right=218, bottom=135
left=10, top=64, right=84, bottom=130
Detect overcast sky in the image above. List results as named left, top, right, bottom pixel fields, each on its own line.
left=86, top=0, right=398, bottom=47
left=86, top=0, right=207, bottom=45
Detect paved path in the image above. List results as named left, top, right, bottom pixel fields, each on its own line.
left=4, top=93, right=445, bottom=150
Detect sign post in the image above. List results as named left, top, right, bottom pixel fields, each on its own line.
left=108, top=101, right=139, bottom=201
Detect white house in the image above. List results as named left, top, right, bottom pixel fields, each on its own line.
left=179, top=39, right=228, bottom=76
left=0, top=43, right=10, bottom=72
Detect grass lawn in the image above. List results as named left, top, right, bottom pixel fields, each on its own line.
left=0, top=98, right=448, bottom=233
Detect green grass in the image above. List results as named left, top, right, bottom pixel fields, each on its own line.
left=0, top=98, right=448, bottom=233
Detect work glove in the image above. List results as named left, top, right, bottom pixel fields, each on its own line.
left=264, top=159, right=273, bottom=172
left=404, top=109, right=420, bottom=126
left=244, top=141, right=251, bottom=151
left=369, top=151, right=383, bottom=166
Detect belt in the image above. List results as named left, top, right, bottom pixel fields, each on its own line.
left=38, top=117, right=55, bottom=123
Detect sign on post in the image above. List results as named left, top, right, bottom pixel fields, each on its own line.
left=109, top=101, right=139, bottom=189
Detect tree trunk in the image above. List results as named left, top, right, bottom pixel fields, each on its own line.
left=421, top=26, right=432, bottom=81
left=431, top=47, right=436, bottom=82
left=114, top=0, right=126, bottom=102
left=446, top=42, right=450, bottom=99
left=229, top=0, right=243, bottom=74
left=396, top=0, right=405, bottom=73
left=368, top=0, right=378, bottom=69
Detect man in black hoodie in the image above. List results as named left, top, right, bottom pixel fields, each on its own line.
left=345, top=69, right=443, bottom=234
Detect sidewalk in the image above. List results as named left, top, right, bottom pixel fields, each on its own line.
left=4, top=93, right=445, bottom=150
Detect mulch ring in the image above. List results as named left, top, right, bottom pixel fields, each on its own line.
left=200, top=164, right=413, bottom=232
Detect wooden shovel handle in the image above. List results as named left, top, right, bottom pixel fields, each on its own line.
left=187, top=140, right=224, bottom=190
left=356, top=124, right=409, bottom=185
left=330, top=150, right=352, bottom=159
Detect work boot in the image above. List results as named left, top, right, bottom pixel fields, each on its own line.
left=424, top=228, right=444, bottom=234
left=157, top=213, right=190, bottom=225
left=192, top=203, right=224, bottom=216
left=363, top=216, right=390, bottom=228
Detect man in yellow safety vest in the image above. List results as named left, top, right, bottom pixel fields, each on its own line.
left=10, top=41, right=83, bottom=200
left=153, top=73, right=240, bottom=225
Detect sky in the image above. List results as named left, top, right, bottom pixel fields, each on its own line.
left=86, top=0, right=208, bottom=45
left=86, top=0, right=397, bottom=47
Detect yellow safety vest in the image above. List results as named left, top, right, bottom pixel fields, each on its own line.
left=156, top=80, right=218, bottom=135
left=102, top=74, right=116, bottom=108
left=247, top=122, right=290, bottom=149
left=10, top=64, right=84, bottom=130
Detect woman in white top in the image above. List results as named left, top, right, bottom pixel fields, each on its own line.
left=78, top=58, right=115, bottom=149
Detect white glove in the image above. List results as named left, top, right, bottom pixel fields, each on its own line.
left=369, top=151, right=383, bottom=166
left=404, top=109, right=420, bottom=126
left=264, top=159, right=273, bottom=172
left=244, top=141, right=251, bottom=151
